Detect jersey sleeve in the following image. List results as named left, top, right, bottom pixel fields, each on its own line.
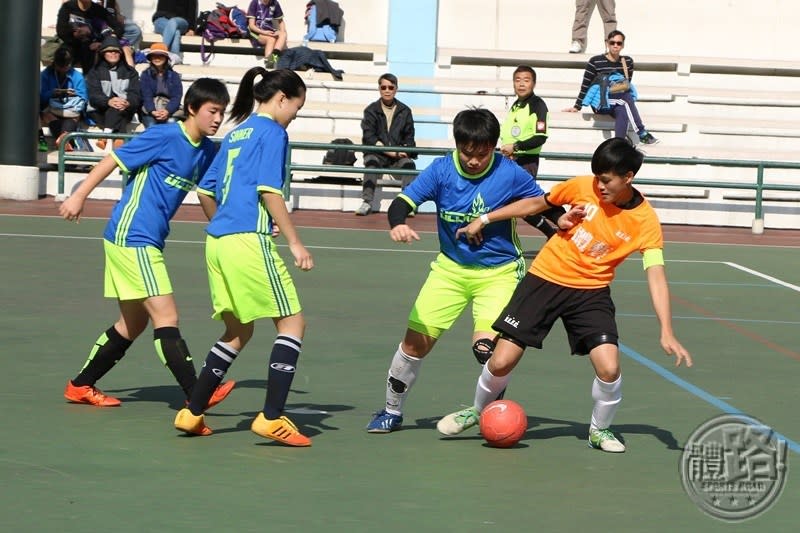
left=638, top=207, right=664, bottom=252
left=397, top=157, right=441, bottom=208
left=545, top=176, right=583, bottom=206
left=255, top=129, right=288, bottom=194
left=511, top=164, right=545, bottom=199
left=111, top=127, right=167, bottom=174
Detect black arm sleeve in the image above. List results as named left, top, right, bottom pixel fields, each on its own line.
left=540, top=205, right=567, bottom=226
left=387, top=197, right=413, bottom=228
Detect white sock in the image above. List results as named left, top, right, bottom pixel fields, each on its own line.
left=474, top=365, right=511, bottom=412
left=385, top=344, right=422, bottom=415
left=590, top=375, right=622, bottom=432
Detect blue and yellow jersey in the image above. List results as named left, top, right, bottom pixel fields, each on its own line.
left=399, top=152, right=544, bottom=268
left=198, top=114, right=287, bottom=237
left=104, top=122, right=217, bottom=249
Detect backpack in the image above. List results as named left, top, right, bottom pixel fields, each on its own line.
left=322, top=138, right=357, bottom=166
left=200, top=4, right=248, bottom=63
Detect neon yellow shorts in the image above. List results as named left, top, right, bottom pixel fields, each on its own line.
left=103, top=240, right=172, bottom=300
left=205, top=233, right=301, bottom=323
left=408, top=253, right=526, bottom=338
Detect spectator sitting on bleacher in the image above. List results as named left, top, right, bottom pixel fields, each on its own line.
left=152, top=0, right=198, bottom=64
left=139, top=43, right=183, bottom=129
left=356, top=73, right=417, bottom=216
left=247, top=0, right=288, bottom=69
left=565, top=30, right=658, bottom=145
left=303, top=0, right=343, bottom=43
left=40, top=46, right=89, bottom=153
left=93, top=1, right=144, bottom=64
left=57, top=0, right=123, bottom=71
left=86, top=36, right=141, bottom=150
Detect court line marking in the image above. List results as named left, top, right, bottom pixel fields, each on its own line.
left=620, top=343, right=800, bottom=455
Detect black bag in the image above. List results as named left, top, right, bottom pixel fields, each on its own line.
left=195, top=11, right=211, bottom=34
left=322, top=138, right=356, bottom=166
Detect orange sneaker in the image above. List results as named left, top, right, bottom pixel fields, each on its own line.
left=64, top=380, right=121, bottom=407
left=95, top=138, right=107, bottom=150
left=251, top=412, right=311, bottom=447
left=174, top=408, right=213, bottom=436
left=207, top=380, right=236, bottom=409
left=112, top=139, right=125, bottom=149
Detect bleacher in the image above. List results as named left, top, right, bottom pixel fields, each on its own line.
left=37, top=0, right=800, bottom=229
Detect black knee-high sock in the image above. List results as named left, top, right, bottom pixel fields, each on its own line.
left=187, top=341, right=238, bottom=415
left=72, top=326, right=133, bottom=386
left=263, top=335, right=302, bottom=420
left=154, top=327, right=197, bottom=398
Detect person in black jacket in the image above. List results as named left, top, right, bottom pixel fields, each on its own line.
left=356, top=73, right=417, bottom=216
left=86, top=36, right=142, bottom=150
left=152, top=0, right=198, bottom=62
left=57, top=0, right=123, bottom=71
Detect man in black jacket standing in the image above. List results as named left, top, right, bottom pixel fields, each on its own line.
left=356, top=73, right=417, bottom=216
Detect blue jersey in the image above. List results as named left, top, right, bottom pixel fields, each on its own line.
left=104, top=122, right=217, bottom=249
left=198, top=114, right=287, bottom=237
left=399, top=152, right=544, bottom=267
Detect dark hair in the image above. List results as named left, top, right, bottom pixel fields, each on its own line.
left=53, top=46, right=74, bottom=69
left=512, top=65, right=536, bottom=83
left=607, top=30, right=625, bottom=42
left=591, top=138, right=643, bottom=176
left=378, top=73, right=398, bottom=88
left=229, top=67, right=306, bottom=124
left=183, top=78, right=230, bottom=116
left=452, top=108, right=500, bottom=148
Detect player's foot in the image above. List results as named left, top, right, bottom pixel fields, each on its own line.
left=251, top=412, right=311, bottom=446
left=174, top=408, right=213, bottom=436
left=187, top=380, right=236, bottom=410
left=588, top=428, right=626, bottom=452
left=64, top=380, right=121, bottom=407
left=95, top=138, right=107, bottom=150
left=436, top=406, right=479, bottom=436
left=366, top=409, right=403, bottom=433
left=354, top=201, right=372, bottom=216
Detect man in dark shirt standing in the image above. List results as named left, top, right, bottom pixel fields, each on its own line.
left=356, top=73, right=417, bottom=216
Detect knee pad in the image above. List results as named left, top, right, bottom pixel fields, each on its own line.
left=583, top=333, right=618, bottom=353
left=472, top=338, right=496, bottom=365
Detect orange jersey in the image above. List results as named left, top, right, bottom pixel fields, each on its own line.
left=530, top=175, right=663, bottom=288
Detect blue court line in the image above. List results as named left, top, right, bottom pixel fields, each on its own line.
left=620, top=342, right=800, bottom=455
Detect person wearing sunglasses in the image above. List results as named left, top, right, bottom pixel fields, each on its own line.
left=355, top=73, right=417, bottom=216
left=565, top=30, right=659, bottom=145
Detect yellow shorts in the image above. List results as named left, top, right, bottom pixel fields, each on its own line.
left=103, top=240, right=172, bottom=300
left=205, top=233, right=301, bottom=323
left=407, top=253, right=526, bottom=338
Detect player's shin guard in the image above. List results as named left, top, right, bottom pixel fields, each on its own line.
left=154, top=327, right=197, bottom=398
left=474, top=364, right=511, bottom=412
left=384, top=344, right=422, bottom=415
left=590, top=375, right=622, bottom=431
left=263, top=335, right=302, bottom=419
left=188, top=341, right=238, bottom=415
left=72, top=326, right=133, bottom=386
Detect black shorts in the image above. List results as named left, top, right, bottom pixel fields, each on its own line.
left=492, top=273, right=618, bottom=355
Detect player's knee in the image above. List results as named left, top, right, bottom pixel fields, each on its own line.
left=387, top=376, right=407, bottom=394
left=472, top=338, right=495, bottom=365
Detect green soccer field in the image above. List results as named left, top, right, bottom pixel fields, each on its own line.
left=1, top=215, right=798, bottom=532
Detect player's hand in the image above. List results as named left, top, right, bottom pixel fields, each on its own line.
left=290, top=242, right=313, bottom=271
left=661, top=333, right=692, bottom=367
left=59, top=195, right=86, bottom=222
left=455, top=218, right=484, bottom=245
left=270, top=224, right=281, bottom=238
left=390, top=224, right=420, bottom=244
left=557, top=205, right=586, bottom=230
left=499, top=143, right=515, bottom=157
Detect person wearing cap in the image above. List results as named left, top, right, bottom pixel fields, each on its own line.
left=86, top=36, right=141, bottom=150
left=139, top=43, right=184, bottom=128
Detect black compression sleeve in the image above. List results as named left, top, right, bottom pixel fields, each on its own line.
left=387, top=197, right=413, bottom=228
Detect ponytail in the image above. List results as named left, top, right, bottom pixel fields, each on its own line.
left=228, top=67, right=307, bottom=125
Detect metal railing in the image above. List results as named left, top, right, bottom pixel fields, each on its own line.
left=56, top=135, right=800, bottom=233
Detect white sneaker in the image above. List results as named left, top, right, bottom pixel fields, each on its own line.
left=354, top=201, right=372, bottom=216
left=569, top=41, right=583, bottom=54
left=436, top=406, right=479, bottom=436
left=588, top=428, right=626, bottom=453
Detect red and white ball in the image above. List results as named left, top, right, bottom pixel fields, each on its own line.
left=479, top=399, right=528, bottom=448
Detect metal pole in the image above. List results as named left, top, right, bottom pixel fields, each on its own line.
left=0, top=0, right=44, bottom=199
left=752, top=164, right=765, bottom=234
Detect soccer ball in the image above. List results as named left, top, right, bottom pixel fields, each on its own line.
left=479, top=399, right=527, bottom=448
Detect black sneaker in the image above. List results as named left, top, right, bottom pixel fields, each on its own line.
left=264, top=57, right=275, bottom=69
left=639, top=132, right=659, bottom=145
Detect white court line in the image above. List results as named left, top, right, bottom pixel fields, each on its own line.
left=724, top=261, right=800, bottom=293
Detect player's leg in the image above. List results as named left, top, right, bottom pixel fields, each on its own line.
left=367, top=254, right=469, bottom=433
